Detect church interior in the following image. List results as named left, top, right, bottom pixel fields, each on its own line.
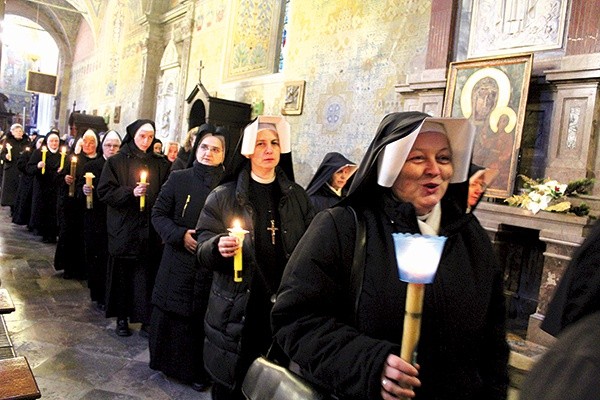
left=1, top=0, right=600, bottom=399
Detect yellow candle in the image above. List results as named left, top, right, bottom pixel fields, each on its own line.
left=68, top=156, right=78, bottom=197
left=228, top=219, right=249, bottom=282
left=139, top=171, right=147, bottom=211
left=41, top=146, right=47, bottom=174
left=84, top=172, right=95, bottom=209
left=400, top=283, right=425, bottom=363
left=59, top=146, right=67, bottom=170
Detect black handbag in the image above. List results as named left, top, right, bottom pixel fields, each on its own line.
left=241, top=207, right=366, bottom=400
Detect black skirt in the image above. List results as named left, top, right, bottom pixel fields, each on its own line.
left=148, top=306, right=208, bottom=383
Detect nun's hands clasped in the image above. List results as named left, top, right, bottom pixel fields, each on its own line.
left=380, top=354, right=420, bottom=399
left=218, top=236, right=239, bottom=258
left=183, top=229, right=197, bottom=254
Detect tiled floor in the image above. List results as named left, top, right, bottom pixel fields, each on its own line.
left=0, top=206, right=211, bottom=399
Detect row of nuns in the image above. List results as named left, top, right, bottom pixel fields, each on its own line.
left=0, top=114, right=371, bottom=396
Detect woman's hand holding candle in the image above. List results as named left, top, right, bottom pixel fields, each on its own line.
left=59, top=146, right=67, bottom=170
left=226, top=220, right=249, bottom=282
left=84, top=172, right=95, bottom=209
left=379, top=354, right=420, bottom=399
left=40, top=146, right=47, bottom=174
left=5, top=143, right=12, bottom=161
left=68, top=156, right=77, bottom=197
left=137, top=171, right=148, bottom=211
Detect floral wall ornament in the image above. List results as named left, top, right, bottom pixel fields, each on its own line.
left=505, top=175, right=594, bottom=216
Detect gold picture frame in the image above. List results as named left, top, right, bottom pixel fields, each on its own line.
left=281, top=80, right=305, bottom=116
left=443, top=53, right=533, bottom=198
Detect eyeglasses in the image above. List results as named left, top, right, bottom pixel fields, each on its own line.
left=470, top=181, right=488, bottom=191
left=200, top=144, right=222, bottom=154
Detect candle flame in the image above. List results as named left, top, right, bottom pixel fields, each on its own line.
left=72, top=156, right=77, bottom=163
left=61, top=146, right=66, bottom=154
left=233, top=219, right=241, bottom=229
left=140, top=171, right=147, bottom=181
left=42, top=146, right=47, bottom=151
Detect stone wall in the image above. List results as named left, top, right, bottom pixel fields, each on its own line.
left=67, top=0, right=432, bottom=186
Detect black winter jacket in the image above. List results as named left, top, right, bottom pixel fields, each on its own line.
left=272, top=191, right=509, bottom=400
left=195, top=166, right=314, bottom=389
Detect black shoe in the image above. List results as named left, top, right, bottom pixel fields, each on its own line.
left=116, top=319, right=131, bottom=337
left=139, top=323, right=150, bottom=338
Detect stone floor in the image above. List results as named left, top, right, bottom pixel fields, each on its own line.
left=0, top=206, right=210, bottom=400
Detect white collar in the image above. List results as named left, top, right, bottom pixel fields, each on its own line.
left=251, top=171, right=276, bottom=184
left=417, top=203, right=441, bottom=235
left=326, top=182, right=343, bottom=197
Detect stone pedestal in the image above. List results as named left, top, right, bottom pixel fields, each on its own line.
left=544, top=56, right=600, bottom=194
left=474, top=202, right=594, bottom=346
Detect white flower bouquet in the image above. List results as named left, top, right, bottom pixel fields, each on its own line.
left=505, top=175, right=594, bottom=216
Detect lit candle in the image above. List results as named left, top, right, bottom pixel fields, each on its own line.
left=139, top=171, right=147, bottom=211
left=5, top=143, right=12, bottom=161
left=392, top=233, right=447, bottom=367
left=228, top=219, right=249, bottom=282
left=59, top=146, right=67, bottom=170
left=84, top=172, right=95, bottom=209
left=68, top=156, right=78, bottom=197
left=41, top=146, right=47, bottom=174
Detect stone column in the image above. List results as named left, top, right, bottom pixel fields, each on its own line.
left=136, top=15, right=164, bottom=120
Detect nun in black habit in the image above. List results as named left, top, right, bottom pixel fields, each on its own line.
left=195, top=115, right=314, bottom=400
left=305, top=152, right=357, bottom=213
left=54, top=129, right=101, bottom=279
left=1, top=123, right=31, bottom=213
left=170, top=123, right=216, bottom=172
left=81, top=130, right=122, bottom=309
left=12, top=136, right=43, bottom=226
left=149, top=126, right=225, bottom=390
left=97, top=119, right=170, bottom=337
left=271, top=111, right=509, bottom=400
left=26, top=130, right=63, bottom=242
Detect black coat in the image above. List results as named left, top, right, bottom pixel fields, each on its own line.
left=12, top=147, right=35, bottom=225
left=151, top=162, right=224, bottom=317
left=1, top=134, right=31, bottom=206
left=97, top=141, right=170, bottom=256
left=272, top=191, right=509, bottom=400
left=54, top=152, right=98, bottom=275
left=26, top=147, right=61, bottom=235
left=195, top=166, right=314, bottom=389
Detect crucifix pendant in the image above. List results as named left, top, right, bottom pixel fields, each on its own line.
left=267, top=219, right=279, bottom=245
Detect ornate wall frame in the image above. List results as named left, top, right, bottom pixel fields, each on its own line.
left=443, top=53, right=533, bottom=198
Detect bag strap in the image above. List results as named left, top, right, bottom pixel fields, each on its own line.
left=348, top=206, right=366, bottom=322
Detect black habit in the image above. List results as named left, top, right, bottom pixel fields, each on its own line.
left=149, top=160, right=223, bottom=383
left=97, top=120, right=170, bottom=324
